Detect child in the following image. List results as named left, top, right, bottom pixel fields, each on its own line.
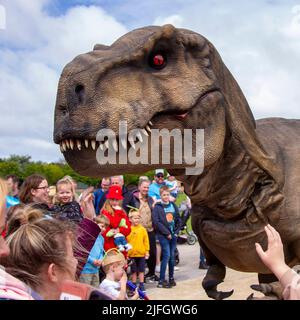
left=52, top=178, right=83, bottom=224
left=99, top=248, right=139, bottom=300
left=101, top=185, right=132, bottom=253
left=79, top=215, right=109, bottom=287
left=127, top=209, right=150, bottom=293
left=152, top=186, right=181, bottom=288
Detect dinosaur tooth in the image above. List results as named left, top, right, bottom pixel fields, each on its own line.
left=61, top=141, right=66, bottom=152
left=128, top=136, right=136, bottom=149
left=146, top=125, right=151, bottom=133
left=142, top=129, right=149, bottom=136
left=65, top=139, right=70, bottom=149
left=91, top=140, right=96, bottom=150
left=76, top=139, right=81, bottom=150
left=136, top=131, right=143, bottom=143
left=60, top=144, right=63, bottom=153
left=84, top=139, right=89, bottom=148
left=70, top=139, right=74, bottom=150
left=121, top=137, right=127, bottom=149
left=112, top=139, right=118, bottom=152
left=148, top=120, right=153, bottom=126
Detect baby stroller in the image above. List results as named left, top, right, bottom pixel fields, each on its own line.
left=177, top=201, right=198, bottom=245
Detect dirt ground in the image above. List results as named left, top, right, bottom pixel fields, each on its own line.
left=145, top=243, right=264, bottom=300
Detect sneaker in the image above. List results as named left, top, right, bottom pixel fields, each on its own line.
left=157, top=280, right=171, bottom=288
left=169, top=278, right=176, bottom=287
left=139, top=283, right=146, bottom=293
left=174, top=266, right=180, bottom=271
left=155, top=264, right=161, bottom=273
left=118, top=245, right=125, bottom=252
left=145, top=274, right=160, bottom=283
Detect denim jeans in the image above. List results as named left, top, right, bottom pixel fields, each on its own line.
left=157, top=234, right=177, bottom=282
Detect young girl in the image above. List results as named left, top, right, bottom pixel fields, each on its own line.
left=101, top=185, right=131, bottom=253
left=53, top=178, right=83, bottom=224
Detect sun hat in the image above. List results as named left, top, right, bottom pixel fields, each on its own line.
left=106, top=185, right=124, bottom=200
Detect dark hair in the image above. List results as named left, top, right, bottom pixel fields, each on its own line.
left=19, top=174, right=46, bottom=204
left=6, top=174, right=20, bottom=185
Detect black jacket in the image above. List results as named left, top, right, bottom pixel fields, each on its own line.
left=152, top=202, right=181, bottom=238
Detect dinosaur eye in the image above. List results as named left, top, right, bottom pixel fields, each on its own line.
left=149, top=53, right=167, bottom=70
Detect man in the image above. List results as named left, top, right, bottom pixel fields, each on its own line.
left=93, top=177, right=111, bottom=215
left=110, top=175, right=135, bottom=214
left=148, top=169, right=166, bottom=202
left=132, top=178, right=158, bottom=282
left=5, top=174, right=20, bottom=208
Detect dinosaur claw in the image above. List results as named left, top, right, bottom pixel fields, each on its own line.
left=206, top=288, right=234, bottom=300
left=247, top=293, right=254, bottom=300
left=250, top=283, right=272, bottom=294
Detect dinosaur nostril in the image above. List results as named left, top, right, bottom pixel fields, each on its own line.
left=75, top=84, right=85, bottom=104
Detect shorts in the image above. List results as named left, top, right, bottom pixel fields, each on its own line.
left=130, top=257, right=146, bottom=273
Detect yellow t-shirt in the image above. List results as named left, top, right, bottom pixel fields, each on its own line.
left=126, top=224, right=150, bottom=258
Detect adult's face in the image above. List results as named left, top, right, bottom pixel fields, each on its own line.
left=139, top=181, right=150, bottom=197
left=111, top=176, right=123, bottom=187
left=155, top=173, right=165, bottom=185
left=31, top=179, right=50, bottom=204
left=101, top=179, right=111, bottom=192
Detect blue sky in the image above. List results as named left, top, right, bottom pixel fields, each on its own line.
left=0, top=0, right=300, bottom=162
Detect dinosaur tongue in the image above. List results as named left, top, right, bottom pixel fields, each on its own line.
left=175, top=112, right=188, bottom=120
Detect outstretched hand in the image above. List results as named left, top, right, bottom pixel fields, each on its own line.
left=80, top=187, right=96, bottom=220
left=255, top=224, right=289, bottom=279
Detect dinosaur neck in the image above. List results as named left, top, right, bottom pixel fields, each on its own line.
left=178, top=135, right=283, bottom=221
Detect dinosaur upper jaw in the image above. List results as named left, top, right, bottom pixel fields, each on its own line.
left=55, top=89, right=225, bottom=177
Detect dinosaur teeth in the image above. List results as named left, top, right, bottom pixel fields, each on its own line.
left=69, top=139, right=74, bottom=150
left=65, top=139, right=70, bottom=149
left=148, top=120, right=153, bottom=126
left=145, top=125, right=151, bottom=133
left=84, top=139, right=89, bottom=148
left=76, top=139, right=81, bottom=150
left=91, top=140, right=96, bottom=150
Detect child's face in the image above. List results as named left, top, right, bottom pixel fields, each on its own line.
left=109, top=199, right=121, bottom=209
left=161, top=190, right=170, bottom=203
left=98, top=222, right=106, bottom=233
left=112, top=262, right=125, bottom=281
left=57, top=184, right=73, bottom=204
left=130, top=214, right=141, bottom=226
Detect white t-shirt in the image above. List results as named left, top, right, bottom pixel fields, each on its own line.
left=100, top=279, right=127, bottom=299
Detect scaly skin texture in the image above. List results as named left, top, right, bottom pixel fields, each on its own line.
left=53, top=25, right=300, bottom=299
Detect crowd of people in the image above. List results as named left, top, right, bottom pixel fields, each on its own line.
left=0, top=170, right=299, bottom=300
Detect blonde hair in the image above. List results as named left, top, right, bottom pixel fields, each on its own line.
left=55, top=178, right=74, bottom=204
left=95, top=214, right=110, bottom=226
left=101, top=200, right=117, bottom=216
left=128, top=209, right=140, bottom=219
left=6, top=204, right=44, bottom=237
left=102, top=248, right=125, bottom=274
left=0, top=178, right=8, bottom=216
left=2, top=218, right=77, bottom=291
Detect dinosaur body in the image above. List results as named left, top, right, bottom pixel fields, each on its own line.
left=53, top=25, right=300, bottom=299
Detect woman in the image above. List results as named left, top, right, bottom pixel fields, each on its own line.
left=0, top=179, right=102, bottom=299
left=19, top=174, right=51, bottom=213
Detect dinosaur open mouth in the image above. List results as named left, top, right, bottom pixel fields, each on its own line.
left=58, top=88, right=220, bottom=153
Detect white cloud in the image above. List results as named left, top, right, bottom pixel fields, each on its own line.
left=0, top=1, right=127, bottom=162
left=153, top=14, right=184, bottom=27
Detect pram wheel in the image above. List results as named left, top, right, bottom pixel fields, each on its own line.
left=187, top=234, right=197, bottom=245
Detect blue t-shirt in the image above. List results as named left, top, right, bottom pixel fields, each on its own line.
left=81, top=234, right=105, bottom=274
left=6, top=195, right=20, bottom=209
left=148, top=182, right=165, bottom=200
left=162, top=202, right=176, bottom=234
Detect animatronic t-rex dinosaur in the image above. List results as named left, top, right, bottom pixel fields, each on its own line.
left=53, top=25, right=300, bottom=299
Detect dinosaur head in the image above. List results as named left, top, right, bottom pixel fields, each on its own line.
left=54, top=24, right=279, bottom=181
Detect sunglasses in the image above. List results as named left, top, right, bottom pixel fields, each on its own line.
left=156, top=174, right=164, bottom=178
